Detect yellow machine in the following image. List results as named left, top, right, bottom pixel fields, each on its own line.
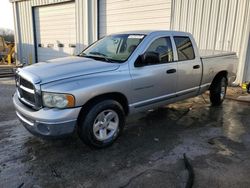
left=0, top=36, right=15, bottom=65
left=242, top=82, right=250, bottom=94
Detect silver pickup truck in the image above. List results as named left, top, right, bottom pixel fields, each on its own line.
left=13, top=31, right=238, bottom=148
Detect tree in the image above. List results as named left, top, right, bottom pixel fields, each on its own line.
left=0, top=28, right=14, bottom=43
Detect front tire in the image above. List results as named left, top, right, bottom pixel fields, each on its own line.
left=210, top=76, right=228, bottom=106
left=78, top=100, right=125, bottom=148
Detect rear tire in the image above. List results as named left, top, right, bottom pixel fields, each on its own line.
left=210, top=76, right=228, bottom=106
left=247, top=83, right=250, bottom=94
left=78, top=100, right=125, bottom=148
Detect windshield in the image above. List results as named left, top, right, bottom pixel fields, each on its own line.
left=79, top=34, right=145, bottom=63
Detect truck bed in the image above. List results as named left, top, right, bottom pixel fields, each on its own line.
left=199, top=49, right=238, bottom=88
left=199, top=49, right=236, bottom=59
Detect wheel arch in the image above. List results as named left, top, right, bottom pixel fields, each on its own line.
left=209, top=71, right=228, bottom=90
left=77, top=92, right=129, bottom=123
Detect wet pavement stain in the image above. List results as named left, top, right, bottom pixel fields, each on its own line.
left=1, top=78, right=250, bottom=188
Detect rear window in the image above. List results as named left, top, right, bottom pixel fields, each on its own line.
left=174, top=36, right=195, bottom=61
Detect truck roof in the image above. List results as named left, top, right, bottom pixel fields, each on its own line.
left=111, top=30, right=191, bottom=36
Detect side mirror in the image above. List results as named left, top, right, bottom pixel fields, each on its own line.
left=135, top=52, right=160, bottom=67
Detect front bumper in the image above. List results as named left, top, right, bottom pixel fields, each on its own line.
left=13, top=92, right=82, bottom=137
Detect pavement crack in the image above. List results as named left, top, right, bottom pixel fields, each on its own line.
left=17, top=182, right=24, bottom=188
left=183, top=153, right=194, bottom=188
left=119, top=169, right=169, bottom=188
left=49, top=164, right=62, bottom=178
left=0, top=154, right=27, bottom=164
left=176, top=107, right=192, bottom=122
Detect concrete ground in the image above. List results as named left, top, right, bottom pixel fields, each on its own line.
left=1, top=77, right=250, bottom=188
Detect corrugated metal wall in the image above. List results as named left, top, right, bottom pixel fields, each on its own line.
left=245, top=35, right=250, bottom=81
left=98, top=0, right=171, bottom=37
left=12, top=0, right=98, bottom=64
left=171, top=0, right=250, bottom=83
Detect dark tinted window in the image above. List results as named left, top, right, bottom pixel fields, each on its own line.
left=174, top=36, right=195, bottom=61
left=145, top=37, right=173, bottom=64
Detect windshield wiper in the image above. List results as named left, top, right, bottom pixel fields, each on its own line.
left=77, top=52, right=87, bottom=57
left=89, top=52, right=114, bottom=63
left=89, top=51, right=108, bottom=57
left=87, top=52, right=116, bottom=63
left=78, top=52, right=119, bottom=63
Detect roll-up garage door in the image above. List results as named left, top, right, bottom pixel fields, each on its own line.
left=34, top=2, right=76, bottom=62
left=98, top=0, right=172, bottom=37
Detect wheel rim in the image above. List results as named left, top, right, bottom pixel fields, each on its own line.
left=93, top=109, right=119, bottom=141
left=220, top=78, right=226, bottom=100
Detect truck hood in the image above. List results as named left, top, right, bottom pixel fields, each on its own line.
left=18, top=56, right=120, bottom=84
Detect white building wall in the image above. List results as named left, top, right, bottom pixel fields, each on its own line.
left=171, top=0, right=250, bottom=84
left=244, top=35, right=250, bottom=81
left=12, top=0, right=98, bottom=64
left=98, top=0, right=172, bottom=37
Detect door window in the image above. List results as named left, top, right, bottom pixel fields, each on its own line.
left=174, top=36, right=195, bottom=61
left=145, top=37, right=173, bottom=64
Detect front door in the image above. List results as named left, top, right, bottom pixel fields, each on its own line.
left=130, top=36, right=177, bottom=108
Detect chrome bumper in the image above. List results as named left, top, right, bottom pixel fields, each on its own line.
left=13, top=92, right=82, bottom=137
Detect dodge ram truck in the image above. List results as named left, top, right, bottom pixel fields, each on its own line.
left=13, top=31, right=238, bottom=148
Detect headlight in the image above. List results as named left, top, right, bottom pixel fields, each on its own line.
left=42, top=92, right=75, bottom=108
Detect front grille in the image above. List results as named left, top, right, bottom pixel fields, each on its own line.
left=16, top=75, right=36, bottom=108
left=21, top=89, right=35, bottom=104
left=20, top=77, right=34, bottom=90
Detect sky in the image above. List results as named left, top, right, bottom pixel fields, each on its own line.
left=0, top=0, right=14, bottom=30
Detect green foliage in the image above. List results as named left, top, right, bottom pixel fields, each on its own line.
left=2, top=35, right=14, bottom=43
left=0, top=28, right=14, bottom=43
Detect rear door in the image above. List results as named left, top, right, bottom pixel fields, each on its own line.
left=173, top=36, right=202, bottom=97
left=130, top=36, right=177, bottom=107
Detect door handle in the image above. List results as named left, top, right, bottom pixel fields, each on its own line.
left=166, top=69, right=176, bottom=74
left=193, top=65, right=200, bottom=69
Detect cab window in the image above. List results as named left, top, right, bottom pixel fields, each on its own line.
left=174, top=36, right=195, bottom=61
left=145, top=37, right=173, bottom=64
